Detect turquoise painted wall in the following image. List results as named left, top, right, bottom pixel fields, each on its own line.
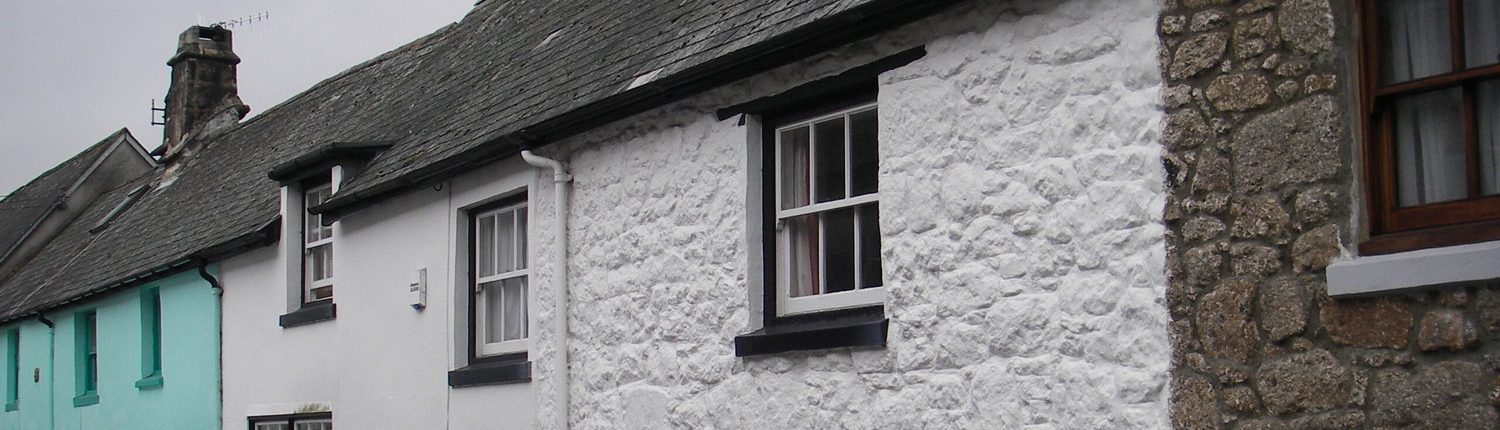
left=0, top=266, right=221, bottom=430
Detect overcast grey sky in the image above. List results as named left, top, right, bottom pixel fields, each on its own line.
left=0, top=0, right=474, bottom=195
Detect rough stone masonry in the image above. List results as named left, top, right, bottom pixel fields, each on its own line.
left=1160, top=0, right=1500, bottom=428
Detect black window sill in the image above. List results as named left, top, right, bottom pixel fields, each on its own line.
left=734, top=312, right=887, bottom=357
left=279, top=301, right=336, bottom=328
left=448, top=359, right=531, bottom=388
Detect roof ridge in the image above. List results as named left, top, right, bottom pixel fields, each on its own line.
left=0, top=128, right=130, bottom=198
left=233, top=22, right=463, bottom=131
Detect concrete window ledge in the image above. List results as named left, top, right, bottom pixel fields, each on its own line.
left=72, top=392, right=98, bottom=408
left=1328, top=240, right=1500, bottom=296
left=134, top=374, right=163, bottom=390
left=278, top=302, right=336, bottom=328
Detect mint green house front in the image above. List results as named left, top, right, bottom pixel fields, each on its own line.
left=0, top=269, right=221, bottom=430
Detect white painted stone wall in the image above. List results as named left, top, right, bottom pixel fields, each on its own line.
left=536, top=0, right=1170, bottom=428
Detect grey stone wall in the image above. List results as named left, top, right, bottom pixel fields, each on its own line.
left=1159, top=0, right=1500, bottom=428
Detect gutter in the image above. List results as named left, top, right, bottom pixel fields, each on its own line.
left=312, top=0, right=965, bottom=222
left=0, top=219, right=279, bottom=326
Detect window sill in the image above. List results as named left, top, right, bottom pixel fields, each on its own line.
left=135, top=374, right=163, bottom=390
left=1328, top=239, right=1500, bottom=296
left=72, top=393, right=98, bottom=408
left=448, top=359, right=531, bottom=388
left=4, top=402, right=15, bottom=412
left=734, top=313, right=887, bottom=357
left=279, top=302, right=336, bottom=328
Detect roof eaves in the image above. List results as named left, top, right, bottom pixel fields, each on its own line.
left=312, top=0, right=964, bottom=221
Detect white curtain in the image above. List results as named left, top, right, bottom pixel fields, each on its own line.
left=1481, top=81, right=1500, bottom=195
left=1383, top=0, right=1452, bottom=83
left=1466, top=0, right=1500, bottom=68
left=1387, top=0, right=1467, bottom=206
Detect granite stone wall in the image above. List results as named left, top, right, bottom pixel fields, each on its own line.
left=532, top=0, right=1171, bottom=428
left=1159, top=0, right=1500, bottom=428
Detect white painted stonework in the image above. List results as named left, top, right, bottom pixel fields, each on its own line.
left=545, top=0, right=1169, bottom=428
left=221, top=0, right=1168, bottom=428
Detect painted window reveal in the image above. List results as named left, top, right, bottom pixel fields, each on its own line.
left=5, top=328, right=17, bottom=411
left=74, top=311, right=98, bottom=406
left=774, top=102, right=884, bottom=316
left=140, top=287, right=163, bottom=381
left=303, top=180, right=335, bottom=303
left=1362, top=0, right=1500, bottom=240
left=472, top=197, right=529, bottom=357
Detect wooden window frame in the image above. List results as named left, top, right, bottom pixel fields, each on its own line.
left=302, top=179, right=335, bottom=304
left=1359, top=0, right=1500, bottom=254
left=5, top=328, right=17, bottom=411
left=248, top=412, right=333, bottom=430
left=72, top=311, right=98, bottom=407
left=770, top=101, right=885, bottom=316
left=469, top=197, right=530, bottom=358
left=135, top=287, right=163, bottom=389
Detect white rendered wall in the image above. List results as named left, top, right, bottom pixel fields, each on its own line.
left=538, top=0, right=1169, bottom=428
left=220, top=159, right=540, bottom=430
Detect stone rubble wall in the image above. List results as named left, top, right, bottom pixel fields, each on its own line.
left=1159, top=0, right=1500, bottom=428
left=538, top=0, right=1170, bottom=428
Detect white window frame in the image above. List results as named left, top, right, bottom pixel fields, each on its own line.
left=302, top=181, right=335, bottom=304
left=773, top=102, right=885, bottom=316
left=473, top=201, right=529, bottom=356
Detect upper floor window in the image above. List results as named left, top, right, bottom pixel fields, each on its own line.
left=5, top=328, right=17, bottom=411
left=73, top=311, right=98, bottom=407
left=303, top=179, right=335, bottom=303
left=136, top=287, right=163, bottom=389
left=772, top=101, right=884, bottom=316
left=1362, top=0, right=1500, bottom=251
left=471, top=197, right=529, bottom=357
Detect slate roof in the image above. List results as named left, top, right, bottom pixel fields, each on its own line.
left=0, top=129, right=130, bottom=264
left=0, top=0, right=957, bottom=322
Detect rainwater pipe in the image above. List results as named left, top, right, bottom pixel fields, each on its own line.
left=36, top=315, right=54, bottom=430
left=520, top=150, right=572, bottom=429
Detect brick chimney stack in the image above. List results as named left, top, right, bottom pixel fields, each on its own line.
left=162, top=25, right=249, bottom=162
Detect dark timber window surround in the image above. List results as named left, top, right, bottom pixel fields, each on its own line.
left=1359, top=0, right=1500, bottom=254
left=449, top=193, right=532, bottom=387
left=249, top=412, right=333, bottom=430
left=728, top=47, right=925, bottom=357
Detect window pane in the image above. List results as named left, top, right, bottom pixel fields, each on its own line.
left=858, top=204, right=883, bottom=289
left=813, top=118, right=847, bottom=203
left=784, top=214, right=819, bottom=297
left=305, top=209, right=319, bottom=243
left=849, top=109, right=879, bottom=197
left=309, top=286, right=333, bottom=302
left=254, top=423, right=289, bottom=430
left=822, top=207, right=856, bottom=294
left=501, top=278, right=527, bottom=341
left=780, top=127, right=811, bottom=210
left=496, top=211, right=516, bottom=273
left=306, top=244, right=331, bottom=283
left=295, top=420, right=332, bottom=430
left=1481, top=80, right=1500, bottom=195
left=483, top=281, right=505, bottom=344
left=516, top=208, right=528, bottom=269
left=1393, top=88, right=1467, bottom=206
left=1466, top=0, right=1500, bottom=69
left=1381, top=0, right=1454, bottom=83
left=477, top=215, right=495, bottom=277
